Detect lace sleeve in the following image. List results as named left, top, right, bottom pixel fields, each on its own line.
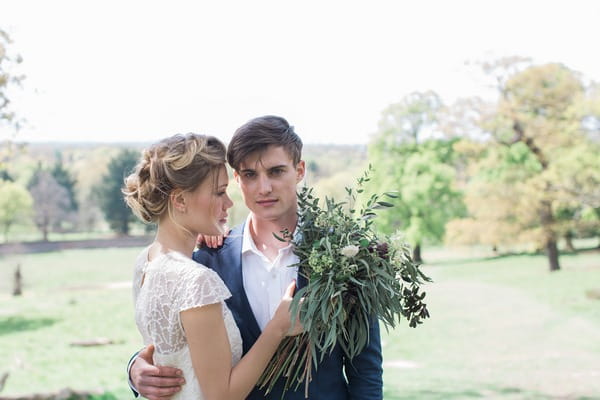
left=175, top=262, right=232, bottom=313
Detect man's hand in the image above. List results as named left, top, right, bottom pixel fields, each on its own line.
left=130, top=345, right=185, bottom=400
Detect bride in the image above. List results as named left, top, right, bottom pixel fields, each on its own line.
left=123, top=133, right=301, bottom=399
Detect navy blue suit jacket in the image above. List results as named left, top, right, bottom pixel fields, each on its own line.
left=192, top=224, right=383, bottom=400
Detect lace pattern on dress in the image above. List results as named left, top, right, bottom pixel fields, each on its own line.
left=135, top=250, right=235, bottom=354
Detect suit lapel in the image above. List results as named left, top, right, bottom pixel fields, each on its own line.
left=219, top=224, right=262, bottom=351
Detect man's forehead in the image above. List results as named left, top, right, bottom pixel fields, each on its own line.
left=239, top=146, right=294, bottom=170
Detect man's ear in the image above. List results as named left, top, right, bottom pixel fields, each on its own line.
left=233, top=170, right=241, bottom=185
left=295, top=160, right=306, bottom=183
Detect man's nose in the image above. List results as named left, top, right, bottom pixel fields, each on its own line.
left=257, top=175, right=272, bottom=195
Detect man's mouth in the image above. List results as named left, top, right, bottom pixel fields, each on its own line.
left=256, top=199, right=278, bottom=207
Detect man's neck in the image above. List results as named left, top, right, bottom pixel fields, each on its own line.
left=248, top=213, right=297, bottom=261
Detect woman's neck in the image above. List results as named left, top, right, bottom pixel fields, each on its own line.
left=151, top=220, right=196, bottom=260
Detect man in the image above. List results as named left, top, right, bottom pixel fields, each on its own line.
left=129, top=116, right=383, bottom=399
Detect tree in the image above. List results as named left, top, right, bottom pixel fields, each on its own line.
left=1, top=28, right=25, bottom=168
left=29, top=171, right=71, bottom=241
left=376, top=91, right=442, bottom=146
left=447, top=61, right=600, bottom=271
left=50, top=154, right=78, bottom=211
left=369, top=91, right=465, bottom=262
left=0, top=29, right=24, bottom=130
left=0, top=180, right=32, bottom=242
left=94, top=149, right=139, bottom=235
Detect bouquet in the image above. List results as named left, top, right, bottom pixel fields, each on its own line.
left=257, top=168, right=431, bottom=397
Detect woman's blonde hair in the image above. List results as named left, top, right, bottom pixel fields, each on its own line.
left=123, top=133, right=226, bottom=223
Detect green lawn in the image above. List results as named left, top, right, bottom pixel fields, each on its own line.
left=1, top=246, right=599, bottom=399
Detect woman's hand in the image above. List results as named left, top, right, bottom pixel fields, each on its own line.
left=196, top=231, right=226, bottom=249
left=269, top=280, right=304, bottom=338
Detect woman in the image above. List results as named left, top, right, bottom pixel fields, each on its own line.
left=123, top=133, right=300, bottom=400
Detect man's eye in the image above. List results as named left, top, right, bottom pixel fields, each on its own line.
left=271, top=169, right=283, bottom=176
left=243, top=172, right=256, bottom=178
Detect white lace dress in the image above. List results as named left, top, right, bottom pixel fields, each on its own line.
left=133, top=247, right=243, bottom=400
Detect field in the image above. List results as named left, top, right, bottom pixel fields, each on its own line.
left=1, top=246, right=599, bottom=399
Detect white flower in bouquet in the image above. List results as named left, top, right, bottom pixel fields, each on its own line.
left=340, top=245, right=360, bottom=258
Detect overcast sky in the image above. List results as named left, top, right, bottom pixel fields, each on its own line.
left=2, top=0, right=599, bottom=145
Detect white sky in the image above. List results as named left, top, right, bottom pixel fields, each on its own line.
left=1, top=0, right=599, bottom=145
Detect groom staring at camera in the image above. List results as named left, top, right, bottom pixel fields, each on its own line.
left=129, top=115, right=383, bottom=399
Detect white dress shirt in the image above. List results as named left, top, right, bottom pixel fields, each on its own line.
left=241, top=216, right=299, bottom=331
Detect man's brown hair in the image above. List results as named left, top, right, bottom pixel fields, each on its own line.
left=227, top=115, right=303, bottom=171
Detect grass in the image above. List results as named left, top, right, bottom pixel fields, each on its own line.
left=1, top=246, right=599, bottom=399
left=382, top=246, right=600, bottom=400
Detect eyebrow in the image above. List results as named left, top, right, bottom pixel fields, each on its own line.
left=240, top=164, right=287, bottom=171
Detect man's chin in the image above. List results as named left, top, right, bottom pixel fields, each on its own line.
left=250, top=209, right=281, bottom=221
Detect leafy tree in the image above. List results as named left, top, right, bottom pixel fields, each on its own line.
left=448, top=61, right=600, bottom=271
left=0, top=168, right=12, bottom=181
left=376, top=91, right=442, bottom=146
left=1, top=28, right=25, bottom=169
left=94, top=149, right=139, bottom=235
left=50, top=153, right=78, bottom=211
left=28, top=171, right=70, bottom=241
left=0, top=29, right=24, bottom=131
left=0, top=180, right=32, bottom=241
left=369, top=91, right=465, bottom=262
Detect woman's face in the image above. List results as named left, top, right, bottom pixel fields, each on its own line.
left=181, top=165, right=233, bottom=236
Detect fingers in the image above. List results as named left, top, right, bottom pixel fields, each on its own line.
left=132, top=347, right=184, bottom=400
left=197, top=234, right=224, bottom=248
left=138, top=381, right=181, bottom=400
left=283, top=279, right=296, bottom=299
left=138, top=344, right=155, bottom=363
left=207, top=234, right=223, bottom=248
left=136, top=366, right=185, bottom=400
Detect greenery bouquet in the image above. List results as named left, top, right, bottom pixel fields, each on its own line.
left=258, top=169, right=431, bottom=397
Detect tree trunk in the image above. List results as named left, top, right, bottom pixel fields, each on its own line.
left=546, top=237, right=560, bottom=272
left=412, top=243, right=422, bottom=264
left=13, top=264, right=22, bottom=296
left=564, top=232, right=575, bottom=252
left=539, top=201, right=560, bottom=271
left=121, top=218, right=129, bottom=236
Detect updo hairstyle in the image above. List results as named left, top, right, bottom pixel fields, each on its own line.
left=123, top=133, right=226, bottom=223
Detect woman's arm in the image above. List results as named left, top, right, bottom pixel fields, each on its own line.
left=180, top=281, right=299, bottom=400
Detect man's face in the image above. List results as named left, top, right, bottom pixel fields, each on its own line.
left=234, top=145, right=305, bottom=223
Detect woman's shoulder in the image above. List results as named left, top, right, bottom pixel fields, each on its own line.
left=156, top=251, right=224, bottom=286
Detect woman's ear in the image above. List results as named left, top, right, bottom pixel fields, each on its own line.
left=170, top=189, right=187, bottom=213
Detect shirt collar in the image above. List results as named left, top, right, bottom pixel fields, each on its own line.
left=242, top=214, right=296, bottom=256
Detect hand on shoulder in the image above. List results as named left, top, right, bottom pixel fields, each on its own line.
left=196, top=227, right=229, bottom=249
